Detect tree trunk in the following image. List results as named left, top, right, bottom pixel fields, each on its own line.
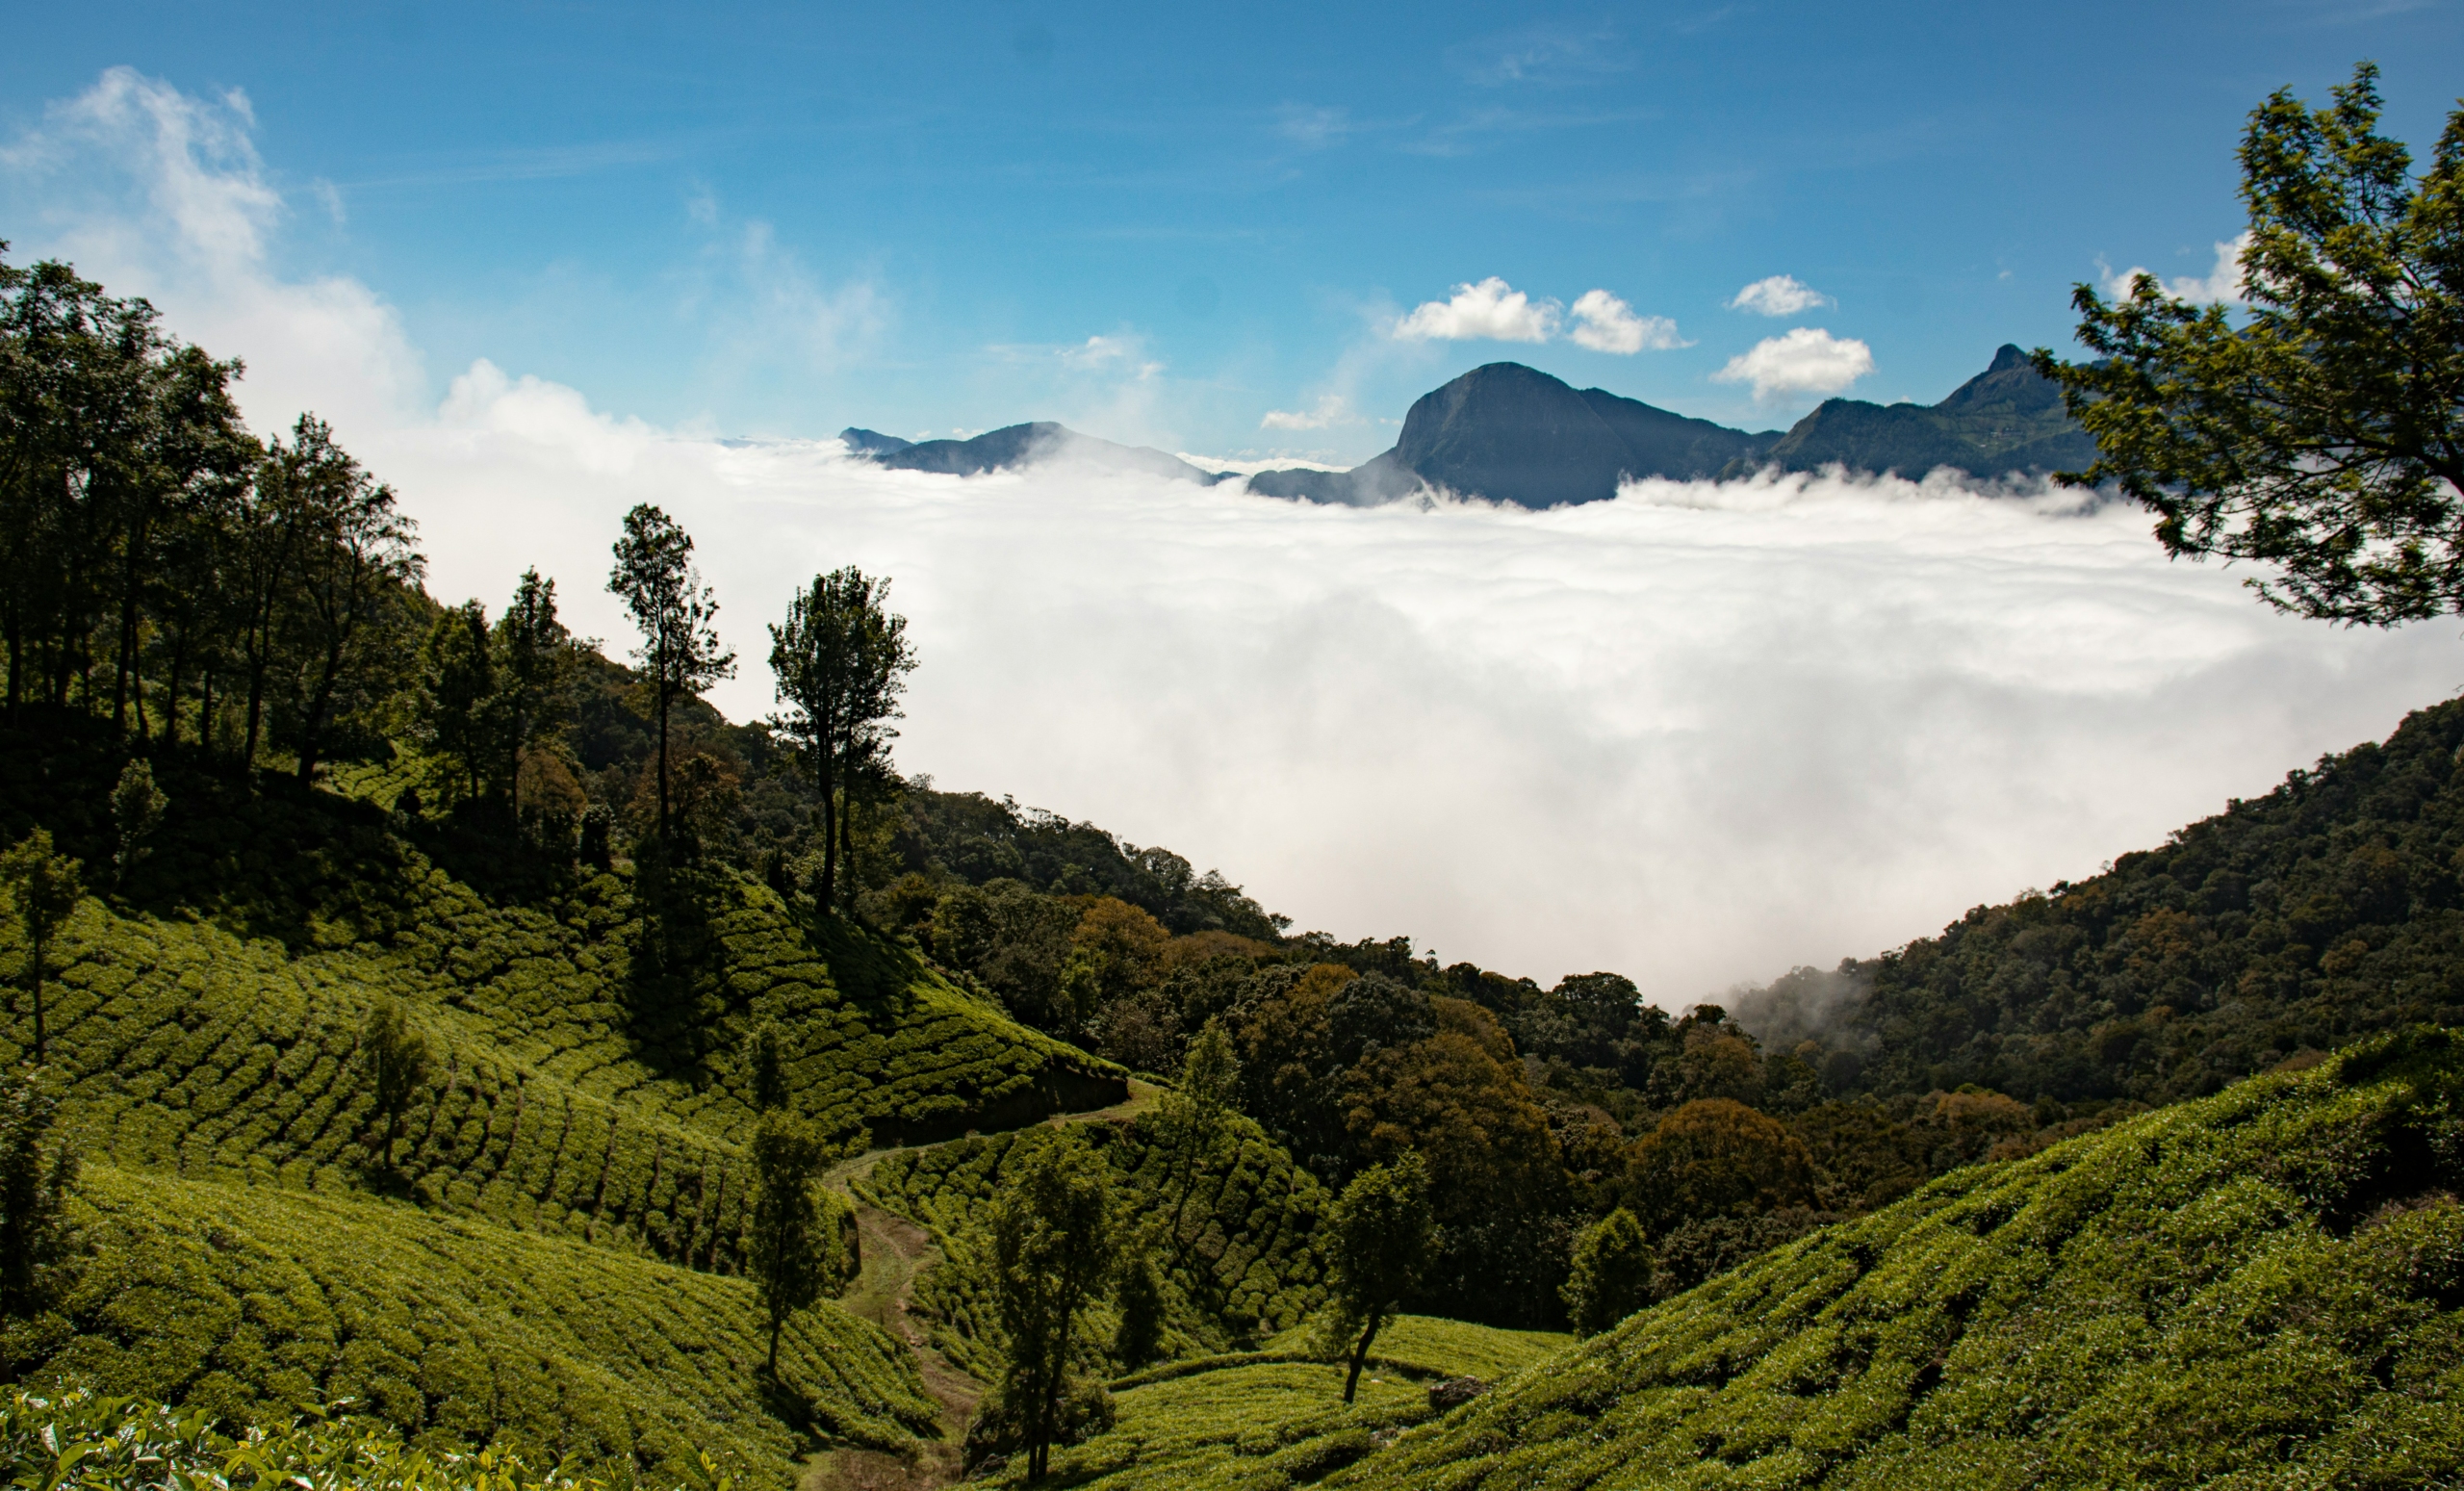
left=655, top=675, right=672, bottom=840
left=1343, top=1311, right=1385, bottom=1404
left=767, top=1303, right=783, bottom=1374
left=29, top=936, right=46, bottom=1067
left=817, top=752, right=838, bottom=914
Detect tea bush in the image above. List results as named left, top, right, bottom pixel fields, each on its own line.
left=1332, top=1027, right=2464, bottom=1490
left=6, top=1165, right=939, bottom=1485
left=858, top=1110, right=1333, bottom=1377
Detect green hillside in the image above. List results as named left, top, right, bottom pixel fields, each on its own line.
left=856, top=1110, right=1333, bottom=1378
left=28, top=1164, right=937, bottom=1484
left=0, top=720, right=1134, bottom=1481
left=1328, top=1026, right=2464, bottom=1490
left=979, top=1317, right=1567, bottom=1490
left=1775, top=692, right=2464, bottom=1107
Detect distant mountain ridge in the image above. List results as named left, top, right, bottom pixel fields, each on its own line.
left=841, top=422, right=1234, bottom=485
left=839, top=344, right=2098, bottom=509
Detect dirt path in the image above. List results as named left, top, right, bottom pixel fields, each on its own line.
left=806, top=1080, right=1159, bottom=1490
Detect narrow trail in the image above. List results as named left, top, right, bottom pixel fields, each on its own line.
left=806, top=1080, right=1160, bottom=1491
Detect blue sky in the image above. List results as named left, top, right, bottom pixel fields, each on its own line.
left=5, top=1, right=2461, bottom=463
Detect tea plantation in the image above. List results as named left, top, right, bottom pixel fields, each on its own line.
left=977, top=1317, right=1568, bottom=1490
left=24, top=1164, right=938, bottom=1483
left=857, top=1111, right=1334, bottom=1377
left=1326, top=1028, right=2464, bottom=1491
left=0, top=727, right=1136, bottom=1481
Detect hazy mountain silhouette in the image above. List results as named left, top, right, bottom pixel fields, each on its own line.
left=843, top=346, right=2093, bottom=508
left=847, top=422, right=1233, bottom=485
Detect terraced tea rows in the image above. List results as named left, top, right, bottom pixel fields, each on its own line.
left=1332, top=1029, right=2464, bottom=1491
left=858, top=1112, right=1334, bottom=1376
left=24, top=1165, right=942, bottom=1485
left=0, top=733, right=1122, bottom=1277
left=978, top=1317, right=1568, bottom=1490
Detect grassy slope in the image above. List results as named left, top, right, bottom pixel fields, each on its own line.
left=0, top=725, right=1123, bottom=1478
left=856, top=1113, right=1332, bottom=1378
left=1331, top=1028, right=2464, bottom=1491
left=987, top=1317, right=1569, bottom=1491
left=23, top=1165, right=938, bottom=1484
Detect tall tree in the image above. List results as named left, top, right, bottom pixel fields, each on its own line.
left=1320, top=1150, right=1434, bottom=1403
left=0, top=831, right=83, bottom=1066
left=264, top=417, right=422, bottom=783
left=0, top=1069, right=76, bottom=1319
left=356, top=996, right=432, bottom=1169
left=110, top=758, right=166, bottom=889
left=493, top=568, right=577, bottom=815
left=417, top=600, right=498, bottom=805
left=748, top=1117, right=843, bottom=1372
left=767, top=568, right=916, bottom=913
left=1158, top=1018, right=1240, bottom=1269
left=2038, top=64, right=2464, bottom=625
left=990, top=1127, right=1121, bottom=1480
left=607, top=504, right=734, bottom=841
left=1561, top=1207, right=1654, bottom=1337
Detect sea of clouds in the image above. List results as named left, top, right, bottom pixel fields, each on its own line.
left=10, top=68, right=2462, bottom=1005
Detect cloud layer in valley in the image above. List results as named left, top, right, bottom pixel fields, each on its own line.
left=14, top=69, right=2463, bottom=1009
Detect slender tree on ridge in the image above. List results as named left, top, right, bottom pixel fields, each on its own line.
left=608, top=504, right=734, bottom=842
left=0, top=831, right=82, bottom=1066
left=768, top=567, right=915, bottom=913
left=418, top=600, right=498, bottom=805
left=494, top=568, right=577, bottom=816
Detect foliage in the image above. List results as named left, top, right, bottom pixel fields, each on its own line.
left=856, top=1111, right=1330, bottom=1375
left=11, top=1163, right=937, bottom=1484
left=1319, top=1152, right=1434, bottom=1404
left=767, top=569, right=916, bottom=915
left=972, top=1316, right=1566, bottom=1491
left=606, top=504, right=734, bottom=843
left=0, top=1069, right=77, bottom=1320
left=1793, top=692, right=2464, bottom=1107
left=2, top=827, right=83, bottom=1065
left=418, top=603, right=498, bottom=807
left=356, top=997, right=434, bottom=1170
left=1559, top=1210, right=1651, bottom=1339
left=0, top=1387, right=645, bottom=1491
left=988, top=1127, right=1122, bottom=1479
left=1333, top=1027, right=2464, bottom=1491
left=748, top=1110, right=849, bottom=1373
left=2040, top=64, right=2464, bottom=625
left=107, top=760, right=163, bottom=891
left=1620, top=1098, right=1812, bottom=1234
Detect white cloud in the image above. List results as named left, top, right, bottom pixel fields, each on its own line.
left=2101, top=231, right=2250, bottom=305
left=1393, top=276, right=1559, bottom=343
left=1261, top=395, right=1357, bottom=430
left=0, top=66, right=424, bottom=442
left=1712, top=327, right=1874, bottom=401
left=1275, top=104, right=1354, bottom=148
left=1060, top=334, right=1161, bottom=379
left=14, top=68, right=2462, bottom=1009
left=1568, top=289, right=1686, bottom=353
left=1729, top=274, right=1834, bottom=317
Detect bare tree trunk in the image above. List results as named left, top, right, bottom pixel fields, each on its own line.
left=1343, top=1310, right=1385, bottom=1403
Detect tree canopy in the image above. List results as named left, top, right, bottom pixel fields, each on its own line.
left=2039, top=64, right=2464, bottom=625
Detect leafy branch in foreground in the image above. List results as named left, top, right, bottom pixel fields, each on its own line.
left=2038, top=62, right=2464, bottom=625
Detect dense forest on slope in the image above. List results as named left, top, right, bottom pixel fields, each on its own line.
left=1732, top=695, right=2464, bottom=1108
left=1332, top=1027, right=2464, bottom=1490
